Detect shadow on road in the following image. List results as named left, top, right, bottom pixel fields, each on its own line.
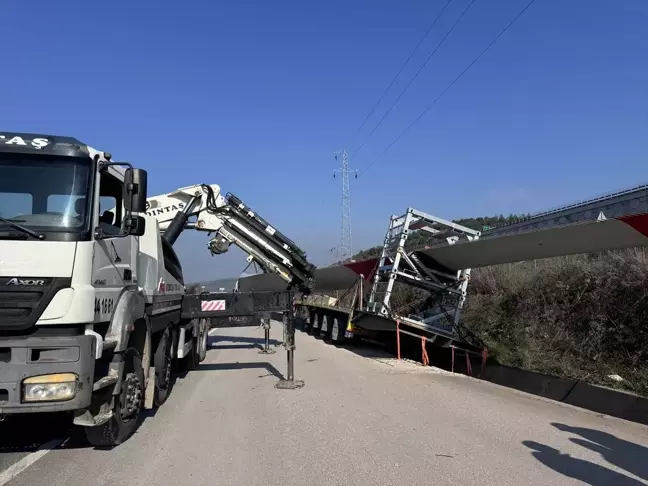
left=209, top=335, right=282, bottom=347
left=211, top=343, right=263, bottom=351
left=523, top=422, right=648, bottom=485
left=0, top=413, right=71, bottom=455
left=196, top=362, right=285, bottom=380
left=208, top=333, right=286, bottom=352
left=294, top=318, right=396, bottom=360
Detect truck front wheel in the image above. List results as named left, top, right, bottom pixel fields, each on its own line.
left=85, top=347, right=144, bottom=447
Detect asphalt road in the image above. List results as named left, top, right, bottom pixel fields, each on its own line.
left=1, top=322, right=647, bottom=486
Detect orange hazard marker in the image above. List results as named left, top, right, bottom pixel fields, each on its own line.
left=421, top=336, right=429, bottom=366
left=396, top=320, right=401, bottom=360
left=479, top=347, right=488, bottom=377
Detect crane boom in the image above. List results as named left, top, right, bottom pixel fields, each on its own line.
left=144, top=184, right=316, bottom=293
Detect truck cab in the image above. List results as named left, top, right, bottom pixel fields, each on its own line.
left=0, top=132, right=193, bottom=446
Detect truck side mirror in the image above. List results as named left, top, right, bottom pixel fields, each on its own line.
left=124, top=168, right=148, bottom=213
left=124, top=215, right=146, bottom=237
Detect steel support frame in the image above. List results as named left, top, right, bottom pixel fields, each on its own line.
left=367, top=207, right=480, bottom=336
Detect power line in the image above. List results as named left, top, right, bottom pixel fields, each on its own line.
left=358, top=0, right=538, bottom=177
left=350, top=0, right=477, bottom=159
left=344, top=0, right=454, bottom=150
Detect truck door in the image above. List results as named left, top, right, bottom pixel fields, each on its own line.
left=91, top=168, right=136, bottom=323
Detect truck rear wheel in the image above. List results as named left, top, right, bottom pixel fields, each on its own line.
left=197, top=318, right=208, bottom=362
left=181, top=329, right=200, bottom=372
left=153, top=327, right=173, bottom=407
left=178, top=319, right=208, bottom=372
left=85, top=347, right=144, bottom=447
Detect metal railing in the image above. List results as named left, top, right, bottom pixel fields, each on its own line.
left=484, top=182, right=648, bottom=233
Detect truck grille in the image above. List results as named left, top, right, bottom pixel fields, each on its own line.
left=0, top=277, right=71, bottom=331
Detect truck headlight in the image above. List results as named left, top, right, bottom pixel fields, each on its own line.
left=22, top=373, right=77, bottom=402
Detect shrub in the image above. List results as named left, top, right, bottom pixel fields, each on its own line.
left=462, top=249, right=648, bottom=396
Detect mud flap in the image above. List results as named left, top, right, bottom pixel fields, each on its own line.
left=144, top=366, right=156, bottom=409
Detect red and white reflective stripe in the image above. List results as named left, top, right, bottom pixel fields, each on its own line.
left=201, top=300, right=226, bottom=311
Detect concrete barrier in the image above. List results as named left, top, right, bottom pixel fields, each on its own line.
left=479, top=363, right=648, bottom=426
left=563, top=382, right=648, bottom=425
left=480, top=364, right=577, bottom=402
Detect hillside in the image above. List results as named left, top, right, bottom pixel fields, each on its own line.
left=351, top=215, right=648, bottom=396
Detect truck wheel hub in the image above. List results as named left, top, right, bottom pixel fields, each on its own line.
left=120, top=372, right=142, bottom=420
left=162, top=352, right=171, bottom=388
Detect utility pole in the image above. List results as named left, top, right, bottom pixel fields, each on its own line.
left=333, top=149, right=357, bottom=263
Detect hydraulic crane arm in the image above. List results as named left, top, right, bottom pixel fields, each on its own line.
left=144, top=184, right=316, bottom=293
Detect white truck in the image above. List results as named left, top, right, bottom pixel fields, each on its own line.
left=0, top=132, right=315, bottom=446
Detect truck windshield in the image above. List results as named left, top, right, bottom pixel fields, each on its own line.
left=0, top=155, right=91, bottom=232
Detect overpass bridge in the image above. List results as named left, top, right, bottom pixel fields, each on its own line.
left=481, top=182, right=648, bottom=238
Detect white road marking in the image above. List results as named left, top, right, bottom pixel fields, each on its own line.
left=0, top=438, right=65, bottom=486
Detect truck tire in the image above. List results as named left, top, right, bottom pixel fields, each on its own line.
left=180, top=324, right=201, bottom=372
left=153, top=327, right=173, bottom=407
left=184, top=340, right=199, bottom=371
left=85, top=347, right=144, bottom=447
left=197, top=318, right=208, bottom=362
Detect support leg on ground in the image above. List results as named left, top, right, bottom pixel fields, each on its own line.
left=281, top=313, right=287, bottom=346
left=275, top=310, right=304, bottom=389
left=258, top=318, right=276, bottom=354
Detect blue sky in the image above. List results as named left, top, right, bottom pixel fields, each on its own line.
left=2, top=0, right=647, bottom=282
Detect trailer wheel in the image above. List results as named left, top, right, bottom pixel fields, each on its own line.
left=330, top=317, right=345, bottom=343
left=320, top=315, right=331, bottom=338
left=153, top=327, right=173, bottom=407
left=300, top=309, right=311, bottom=332
left=85, top=347, right=144, bottom=447
left=307, top=310, right=316, bottom=332
left=307, top=313, right=319, bottom=336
